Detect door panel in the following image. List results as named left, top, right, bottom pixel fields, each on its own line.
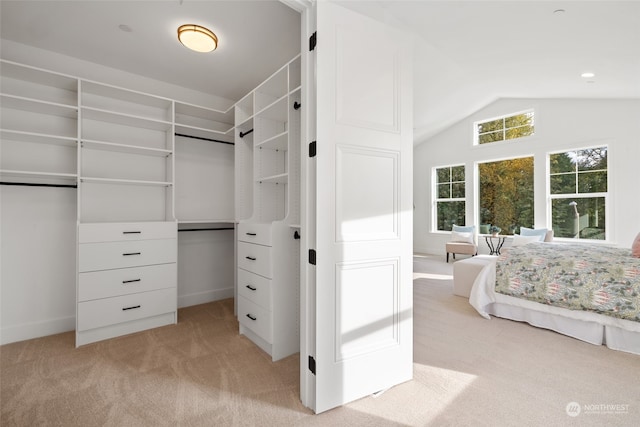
left=313, top=1, right=413, bottom=413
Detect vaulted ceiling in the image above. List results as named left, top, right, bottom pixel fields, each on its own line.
left=2, top=1, right=638, bottom=144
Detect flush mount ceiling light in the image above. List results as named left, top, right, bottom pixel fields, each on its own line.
left=177, top=24, right=218, bottom=53
left=581, top=72, right=595, bottom=78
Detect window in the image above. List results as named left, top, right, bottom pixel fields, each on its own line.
left=475, top=110, right=534, bottom=145
left=435, top=165, right=465, bottom=231
left=479, top=157, right=534, bottom=235
left=549, top=147, right=607, bottom=240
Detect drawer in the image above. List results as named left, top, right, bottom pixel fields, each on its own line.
left=237, top=268, right=272, bottom=310
left=77, top=287, right=176, bottom=332
left=237, top=223, right=272, bottom=246
left=78, top=263, right=176, bottom=302
left=238, top=296, right=272, bottom=343
left=79, top=222, right=176, bottom=243
left=79, top=239, right=176, bottom=272
left=237, top=241, right=272, bottom=278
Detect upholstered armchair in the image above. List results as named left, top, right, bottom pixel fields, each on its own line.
left=446, top=224, right=477, bottom=263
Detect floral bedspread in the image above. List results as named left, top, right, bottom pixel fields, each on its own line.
left=495, top=243, right=640, bottom=323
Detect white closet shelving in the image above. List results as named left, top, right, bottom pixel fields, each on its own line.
left=234, top=55, right=301, bottom=361
left=76, top=80, right=177, bottom=346
left=0, top=60, right=78, bottom=186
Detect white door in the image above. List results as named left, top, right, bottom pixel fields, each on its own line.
left=310, top=1, right=414, bottom=413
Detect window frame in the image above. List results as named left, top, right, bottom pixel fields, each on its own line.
left=473, top=109, right=535, bottom=146
left=433, top=164, right=466, bottom=232
left=547, top=145, right=609, bottom=242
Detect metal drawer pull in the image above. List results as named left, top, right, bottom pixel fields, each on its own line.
left=123, top=252, right=141, bottom=256
left=246, top=284, right=257, bottom=291
left=246, top=314, right=257, bottom=321
left=122, top=305, right=141, bottom=311
left=123, top=231, right=141, bottom=234
left=245, top=256, right=256, bottom=261
left=246, top=232, right=257, bottom=236
left=122, top=279, right=141, bottom=284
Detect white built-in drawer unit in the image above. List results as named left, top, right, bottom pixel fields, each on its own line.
left=237, top=296, right=272, bottom=343
left=79, top=221, right=176, bottom=243
left=78, top=239, right=176, bottom=272
left=77, top=287, right=176, bottom=332
left=237, top=241, right=272, bottom=279
left=76, top=221, right=177, bottom=346
left=78, top=263, right=176, bottom=301
left=237, top=222, right=273, bottom=246
left=237, top=268, right=272, bottom=310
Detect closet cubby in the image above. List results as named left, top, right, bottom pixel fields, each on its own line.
left=174, top=102, right=234, bottom=143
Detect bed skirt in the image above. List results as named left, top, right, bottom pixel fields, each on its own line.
left=470, top=260, right=640, bottom=356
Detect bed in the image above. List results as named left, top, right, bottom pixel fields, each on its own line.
left=469, top=242, right=640, bottom=355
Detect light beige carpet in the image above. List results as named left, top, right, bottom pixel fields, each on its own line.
left=1, top=254, right=638, bottom=426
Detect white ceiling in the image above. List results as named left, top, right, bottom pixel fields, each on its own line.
left=2, top=1, right=639, bottom=143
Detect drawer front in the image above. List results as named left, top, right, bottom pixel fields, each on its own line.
left=77, top=287, right=176, bottom=332
left=238, top=296, right=272, bottom=342
left=237, top=268, right=272, bottom=310
left=237, top=223, right=272, bottom=246
left=79, top=239, right=176, bottom=272
left=78, top=263, right=177, bottom=302
left=237, top=241, right=272, bottom=278
left=79, top=222, right=176, bottom=243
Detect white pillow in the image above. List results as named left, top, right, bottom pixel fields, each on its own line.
left=520, top=227, right=548, bottom=242
left=451, top=230, right=474, bottom=244
left=511, top=235, right=540, bottom=247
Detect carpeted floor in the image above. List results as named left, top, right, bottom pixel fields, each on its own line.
left=1, top=254, right=638, bottom=426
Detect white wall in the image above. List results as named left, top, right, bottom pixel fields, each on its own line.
left=1, top=42, right=236, bottom=344
left=414, top=98, right=640, bottom=256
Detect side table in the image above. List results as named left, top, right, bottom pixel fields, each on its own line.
left=484, top=235, right=506, bottom=255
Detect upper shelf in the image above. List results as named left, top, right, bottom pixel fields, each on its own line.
left=81, top=80, right=172, bottom=122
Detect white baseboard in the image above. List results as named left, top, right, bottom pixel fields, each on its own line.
left=0, top=315, right=75, bottom=345
left=178, top=287, right=234, bottom=308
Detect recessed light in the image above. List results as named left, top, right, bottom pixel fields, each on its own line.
left=553, top=9, right=566, bottom=14
left=581, top=72, right=595, bottom=78
left=118, top=24, right=133, bottom=33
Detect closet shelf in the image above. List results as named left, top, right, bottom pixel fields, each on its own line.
left=254, top=94, right=288, bottom=122
left=0, top=129, right=77, bottom=147
left=256, top=131, right=288, bottom=151
left=1, top=93, right=77, bottom=117
left=80, top=176, right=172, bottom=187
left=82, top=107, right=172, bottom=131
left=81, top=139, right=172, bottom=156
left=257, top=173, right=288, bottom=185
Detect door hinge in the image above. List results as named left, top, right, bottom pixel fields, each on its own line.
left=309, top=32, right=317, bottom=51
left=309, top=140, right=316, bottom=158
left=308, top=249, right=316, bottom=265
left=308, top=355, right=316, bottom=375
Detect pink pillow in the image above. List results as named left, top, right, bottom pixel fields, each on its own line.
left=633, top=232, right=640, bottom=258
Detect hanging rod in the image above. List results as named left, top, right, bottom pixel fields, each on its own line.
left=0, top=181, right=78, bottom=189
left=178, top=227, right=235, bottom=232
left=239, top=129, right=254, bottom=138
left=175, top=133, right=234, bottom=145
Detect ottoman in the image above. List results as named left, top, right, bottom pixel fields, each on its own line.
left=453, top=255, right=496, bottom=298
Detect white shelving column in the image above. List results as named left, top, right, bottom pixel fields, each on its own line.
left=234, top=55, right=302, bottom=361
left=76, top=80, right=177, bottom=346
